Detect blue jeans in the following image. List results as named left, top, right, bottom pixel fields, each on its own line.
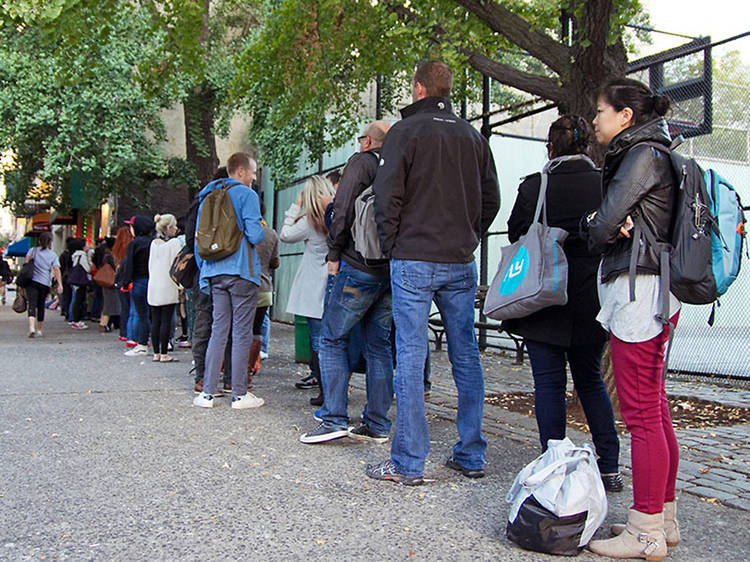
left=319, top=265, right=393, bottom=435
left=118, top=289, right=131, bottom=339
left=525, top=339, right=620, bottom=474
left=261, top=310, right=270, bottom=354
left=324, top=273, right=365, bottom=372
left=307, top=317, right=322, bottom=354
left=130, top=278, right=150, bottom=346
left=390, top=259, right=486, bottom=476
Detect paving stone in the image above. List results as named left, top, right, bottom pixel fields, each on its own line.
left=693, top=472, right=732, bottom=484
left=693, top=479, right=748, bottom=496
left=682, top=486, right=739, bottom=503
left=706, top=460, right=750, bottom=477
left=704, top=466, right=750, bottom=480
left=678, top=459, right=708, bottom=477
left=722, top=497, right=750, bottom=511
left=727, top=479, right=750, bottom=493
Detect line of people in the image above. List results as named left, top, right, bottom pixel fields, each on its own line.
left=19, top=59, right=683, bottom=561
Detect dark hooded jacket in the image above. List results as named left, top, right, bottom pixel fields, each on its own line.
left=582, top=118, right=675, bottom=283
left=121, top=215, right=153, bottom=285
left=326, top=149, right=389, bottom=278
left=372, top=96, right=500, bottom=263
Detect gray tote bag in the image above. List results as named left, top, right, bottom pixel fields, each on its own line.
left=484, top=157, right=574, bottom=321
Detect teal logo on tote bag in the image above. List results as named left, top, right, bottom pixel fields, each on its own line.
left=500, top=246, right=529, bottom=295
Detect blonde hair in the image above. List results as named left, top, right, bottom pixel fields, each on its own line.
left=154, top=213, right=176, bottom=238
left=299, top=176, right=334, bottom=234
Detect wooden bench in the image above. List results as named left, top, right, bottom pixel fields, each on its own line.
left=427, top=285, right=526, bottom=364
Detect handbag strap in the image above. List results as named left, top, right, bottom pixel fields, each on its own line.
left=533, top=154, right=596, bottom=226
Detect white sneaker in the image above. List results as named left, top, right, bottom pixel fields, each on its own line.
left=35, top=331, right=43, bottom=337
left=259, top=351, right=269, bottom=361
left=71, top=321, right=89, bottom=330
left=193, top=392, right=214, bottom=408
left=124, top=344, right=148, bottom=356
left=231, top=393, right=264, bottom=409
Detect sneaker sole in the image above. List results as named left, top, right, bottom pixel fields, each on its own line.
left=347, top=429, right=389, bottom=444
left=299, top=429, right=348, bottom=444
left=231, top=400, right=264, bottom=409
left=369, top=473, right=424, bottom=486
left=445, top=458, right=485, bottom=478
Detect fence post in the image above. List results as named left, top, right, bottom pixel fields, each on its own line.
left=479, top=74, right=491, bottom=351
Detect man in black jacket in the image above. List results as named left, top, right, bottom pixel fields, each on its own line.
left=366, top=61, right=500, bottom=485
left=299, top=120, right=396, bottom=444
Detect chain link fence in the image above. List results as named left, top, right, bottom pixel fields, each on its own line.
left=626, top=34, right=750, bottom=378
left=270, top=33, right=750, bottom=379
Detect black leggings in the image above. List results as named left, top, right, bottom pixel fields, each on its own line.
left=26, top=281, right=50, bottom=322
left=252, top=306, right=268, bottom=337
left=151, top=304, right=176, bottom=354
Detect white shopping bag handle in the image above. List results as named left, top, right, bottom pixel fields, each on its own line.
left=522, top=449, right=593, bottom=488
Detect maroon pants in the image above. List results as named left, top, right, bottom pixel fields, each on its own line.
left=610, top=312, right=680, bottom=514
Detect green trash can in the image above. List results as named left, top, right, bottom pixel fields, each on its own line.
left=294, top=315, right=311, bottom=364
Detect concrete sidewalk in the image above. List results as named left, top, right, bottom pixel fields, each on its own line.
left=0, top=306, right=748, bottom=560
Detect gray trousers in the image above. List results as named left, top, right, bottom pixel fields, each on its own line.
left=203, top=275, right=258, bottom=397
left=191, top=279, right=232, bottom=384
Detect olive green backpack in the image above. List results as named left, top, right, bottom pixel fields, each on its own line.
left=196, top=180, right=244, bottom=261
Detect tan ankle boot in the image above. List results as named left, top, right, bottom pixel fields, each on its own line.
left=611, top=501, right=680, bottom=547
left=589, top=509, right=667, bottom=561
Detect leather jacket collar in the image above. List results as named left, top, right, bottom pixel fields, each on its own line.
left=603, top=118, right=671, bottom=187
left=606, top=118, right=671, bottom=158
left=400, top=96, right=453, bottom=119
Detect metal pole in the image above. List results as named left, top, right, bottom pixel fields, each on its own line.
left=479, top=74, right=491, bottom=351
left=376, top=74, right=383, bottom=120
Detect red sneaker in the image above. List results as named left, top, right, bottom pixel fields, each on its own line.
left=118, top=336, right=127, bottom=342
left=125, top=340, right=137, bottom=348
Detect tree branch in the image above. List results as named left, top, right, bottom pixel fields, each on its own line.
left=462, top=49, right=564, bottom=102
left=455, top=0, right=570, bottom=76
left=382, top=1, right=564, bottom=103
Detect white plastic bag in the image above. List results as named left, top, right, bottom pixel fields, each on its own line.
left=507, top=437, right=607, bottom=548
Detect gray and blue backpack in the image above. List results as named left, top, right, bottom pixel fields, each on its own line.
left=632, top=139, right=746, bottom=313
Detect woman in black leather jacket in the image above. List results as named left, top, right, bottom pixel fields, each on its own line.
left=504, top=115, right=621, bottom=492
left=584, top=78, right=681, bottom=561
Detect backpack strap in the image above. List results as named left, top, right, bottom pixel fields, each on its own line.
left=631, top=211, right=674, bottom=378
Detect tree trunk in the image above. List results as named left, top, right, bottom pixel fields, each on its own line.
left=184, top=85, right=219, bottom=198
left=559, top=1, right=629, bottom=164
left=183, top=0, right=217, bottom=199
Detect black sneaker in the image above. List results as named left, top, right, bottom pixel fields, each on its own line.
left=299, top=423, right=348, bottom=444
left=295, top=376, right=319, bottom=390
left=445, top=455, right=485, bottom=478
left=365, top=459, right=424, bottom=486
left=602, top=472, right=624, bottom=492
left=347, top=424, right=389, bottom=444
left=309, top=392, right=323, bottom=406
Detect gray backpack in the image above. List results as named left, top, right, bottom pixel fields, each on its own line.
left=350, top=151, right=386, bottom=261
left=483, top=156, right=582, bottom=320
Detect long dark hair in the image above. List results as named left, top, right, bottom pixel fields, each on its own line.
left=599, top=78, right=671, bottom=126
left=548, top=115, right=593, bottom=157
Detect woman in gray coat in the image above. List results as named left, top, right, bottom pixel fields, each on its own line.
left=280, top=175, right=334, bottom=404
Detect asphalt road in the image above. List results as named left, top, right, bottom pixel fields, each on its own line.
left=1, top=306, right=748, bottom=561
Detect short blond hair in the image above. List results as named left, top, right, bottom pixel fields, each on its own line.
left=154, top=213, right=176, bottom=237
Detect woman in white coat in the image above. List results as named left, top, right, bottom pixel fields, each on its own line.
left=147, top=214, right=183, bottom=362
left=280, top=175, right=334, bottom=404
